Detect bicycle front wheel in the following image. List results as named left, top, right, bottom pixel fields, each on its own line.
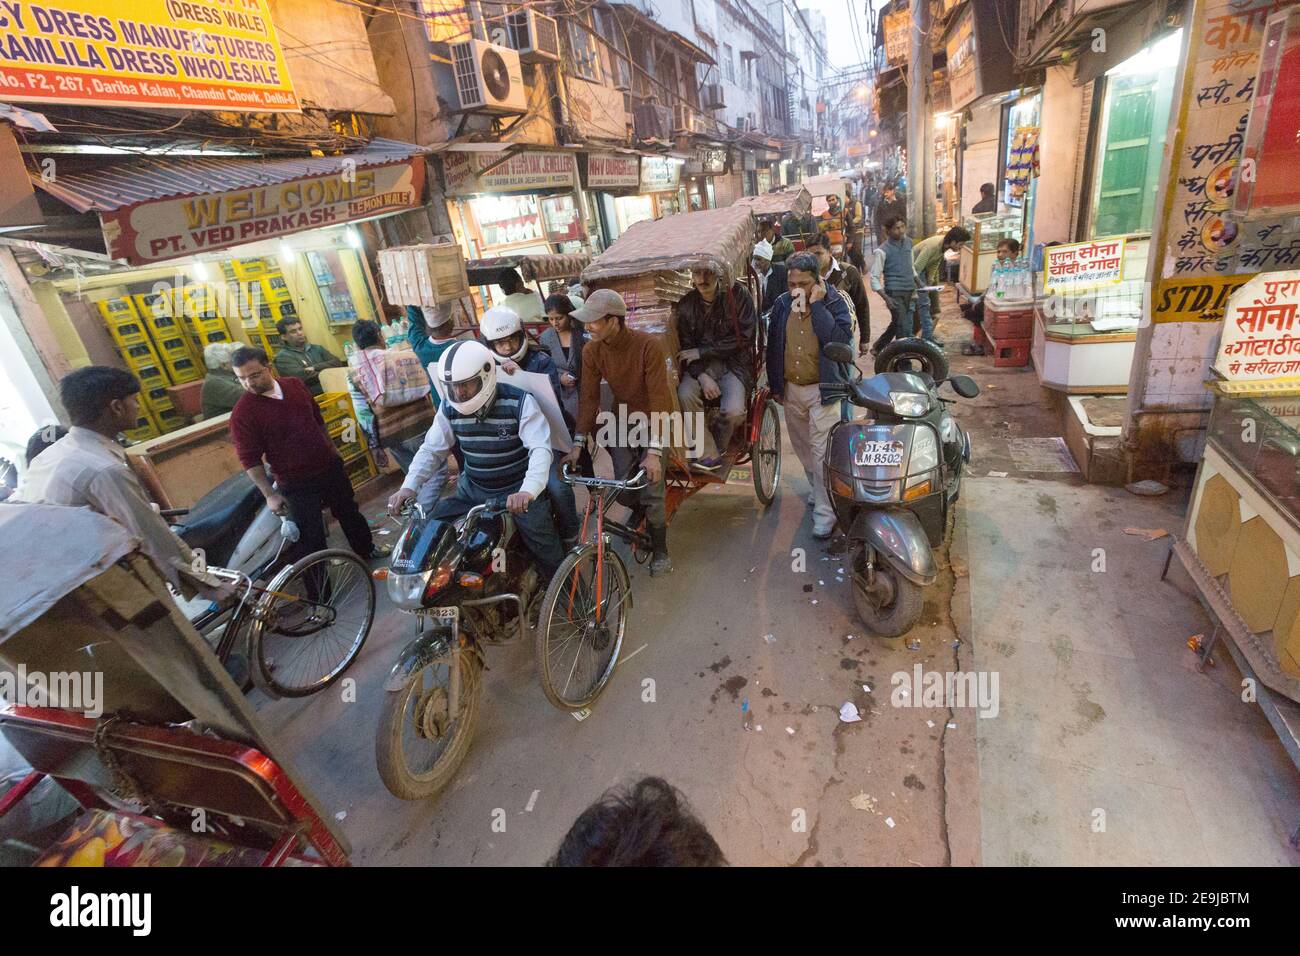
left=534, top=544, right=630, bottom=711
left=250, top=548, right=376, bottom=698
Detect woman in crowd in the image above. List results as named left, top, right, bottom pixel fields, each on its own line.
left=347, top=319, right=427, bottom=471
left=537, top=293, right=586, bottom=426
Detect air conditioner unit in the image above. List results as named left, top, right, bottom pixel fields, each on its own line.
left=483, top=7, right=560, bottom=63
left=702, top=83, right=726, bottom=110
left=450, top=39, right=527, bottom=115
left=673, top=104, right=700, bottom=134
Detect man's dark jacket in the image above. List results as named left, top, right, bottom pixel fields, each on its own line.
left=874, top=195, right=907, bottom=237
left=765, top=285, right=854, bottom=405
left=760, top=263, right=787, bottom=314
left=675, top=282, right=757, bottom=391
left=828, top=260, right=871, bottom=328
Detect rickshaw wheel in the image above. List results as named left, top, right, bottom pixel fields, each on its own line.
left=753, top=400, right=782, bottom=507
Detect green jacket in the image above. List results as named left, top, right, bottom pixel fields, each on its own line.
left=912, top=235, right=947, bottom=284
left=771, top=236, right=796, bottom=263
left=200, top=369, right=244, bottom=419
left=273, top=343, right=343, bottom=396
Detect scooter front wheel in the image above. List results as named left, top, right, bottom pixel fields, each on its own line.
left=852, top=556, right=924, bottom=638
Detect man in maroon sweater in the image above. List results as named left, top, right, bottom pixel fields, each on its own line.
left=229, top=346, right=387, bottom=561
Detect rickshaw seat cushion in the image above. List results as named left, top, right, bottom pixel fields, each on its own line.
left=35, top=808, right=321, bottom=867
left=172, top=473, right=264, bottom=562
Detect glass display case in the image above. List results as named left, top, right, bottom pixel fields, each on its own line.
left=1207, top=388, right=1300, bottom=523
left=958, top=210, right=1024, bottom=293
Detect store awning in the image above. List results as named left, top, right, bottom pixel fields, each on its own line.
left=24, top=138, right=427, bottom=266
left=31, top=139, right=425, bottom=214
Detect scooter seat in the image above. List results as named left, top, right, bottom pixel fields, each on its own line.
left=174, top=473, right=265, bottom=564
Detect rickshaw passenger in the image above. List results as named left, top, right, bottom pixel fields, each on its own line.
left=674, top=267, right=757, bottom=470
left=479, top=305, right=580, bottom=543
left=565, top=290, right=673, bottom=576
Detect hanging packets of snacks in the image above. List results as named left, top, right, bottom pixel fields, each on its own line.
left=1007, top=126, right=1041, bottom=200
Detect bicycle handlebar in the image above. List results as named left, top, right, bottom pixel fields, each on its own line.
left=561, top=462, right=649, bottom=491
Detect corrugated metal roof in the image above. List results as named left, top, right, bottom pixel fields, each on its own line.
left=32, top=138, right=426, bottom=214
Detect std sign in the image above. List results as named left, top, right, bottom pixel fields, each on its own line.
left=101, top=158, right=424, bottom=265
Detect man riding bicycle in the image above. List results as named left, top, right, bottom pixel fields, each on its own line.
left=389, top=341, right=564, bottom=580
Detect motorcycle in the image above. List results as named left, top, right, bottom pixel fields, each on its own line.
left=821, top=339, right=979, bottom=637
left=372, top=498, right=543, bottom=800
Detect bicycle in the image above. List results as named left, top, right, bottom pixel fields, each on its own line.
left=190, top=549, right=376, bottom=699
left=533, top=464, right=648, bottom=711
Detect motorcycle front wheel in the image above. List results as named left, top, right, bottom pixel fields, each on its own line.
left=852, top=552, right=924, bottom=638
left=375, top=649, right=483, bottom=801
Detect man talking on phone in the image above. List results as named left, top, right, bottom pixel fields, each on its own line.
left=764, top=252, right=853, bottom=539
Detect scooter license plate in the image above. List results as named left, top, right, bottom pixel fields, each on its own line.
left=855, top=440, right=904, bottom=468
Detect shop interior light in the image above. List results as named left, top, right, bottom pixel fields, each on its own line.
left=1107, top=29, right=1183, bottom=77
left=345, top=227, right=363, bottom=249
left=191, top=261, right=210, bottom=281
left=279, top=241, right=295, bottom=260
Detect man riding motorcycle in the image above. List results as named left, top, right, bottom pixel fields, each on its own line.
left=388, top=341, right=564, bottom=579
left=478, top=305, right=581, bottom=544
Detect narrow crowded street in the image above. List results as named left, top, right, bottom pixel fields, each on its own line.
left=249, top=293, right=1300, bottom=866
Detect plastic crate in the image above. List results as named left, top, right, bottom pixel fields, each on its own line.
left=120, top=340, right=164, bottom=371
left=152, top=402, right=187, bottom=432
left=96, top=297, right=140, bottom=327
left=983, top=326, right=1031, bottom=367
left=106, top=319, right=151, bottom=349
left=231, top=258, right=273, bottom=280
left=162, top=354, right=203, bottom=384
left=151, top=331, right=195, bottom=360
left=123, top=411, right=160, bottom=443
left=317, top=393, right=353, bottom=425
left=259, top=274, right=292, bottom=302
left=133, top=362, right=169, bottom=391
left=983, top=301, right=1034, bottom=341
left=343, top=451, right=377, bottom=489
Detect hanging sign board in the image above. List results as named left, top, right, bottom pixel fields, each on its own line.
left=1044, top=237, right=1127, bottom=292
left=639, top=155, right=683, bottom=192
left=1214, top=270, right=1300, bottom=381
left=101, top=157, right=424, bottom=265
left=884, top=10, right=910, bottom=65
left=946, top=6, right=979, bottom=110
left=0, top=0, right=299, bottom=112
left=442, top=150, right=577, bottom=196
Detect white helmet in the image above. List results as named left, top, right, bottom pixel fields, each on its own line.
left=479, top=305, right=528, bottom=362
left=436, top=340, right=497, bottom=416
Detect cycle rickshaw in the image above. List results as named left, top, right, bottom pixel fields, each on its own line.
left=531, top=205, right=782, bottom=710
left=735, top=186, right=814, bottom=253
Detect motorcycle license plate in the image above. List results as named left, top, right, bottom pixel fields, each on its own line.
left=855, top=440, right=904, bottom=468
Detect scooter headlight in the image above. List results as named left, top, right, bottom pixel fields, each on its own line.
left=890, top=391, right=930, bottom=417
left=909, top=426, right=939, bottom=474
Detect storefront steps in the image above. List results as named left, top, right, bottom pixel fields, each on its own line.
left=1060, top=395, right=1127, bottom=487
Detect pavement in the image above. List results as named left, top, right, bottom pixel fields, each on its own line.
left=2, top=286, right=1297, bottom=866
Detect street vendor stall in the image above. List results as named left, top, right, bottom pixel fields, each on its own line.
left=581, top=204, right=779, bottom=518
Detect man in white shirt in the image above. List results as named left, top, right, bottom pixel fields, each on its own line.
left=497, top=268, right=546, bottom=323
left=17, top=366, right=199, bottom=592
left=388, top=340, right=563, bottom=578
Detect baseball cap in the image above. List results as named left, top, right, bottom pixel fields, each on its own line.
left=570, top=288, right=628, bottom=323
left=752, top=239, right=774, bottom=260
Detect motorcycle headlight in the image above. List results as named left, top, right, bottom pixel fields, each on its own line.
left=909, top=426, right=939, bottom=474
left=386, top=569, right=432, bottom=607
left=890, top=391, right=929, bottom=417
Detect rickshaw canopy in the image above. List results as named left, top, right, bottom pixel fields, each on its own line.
left=804, top=174, right=848, bottom=199
left=582, top=205, right=757, bottom=289
left=466, top=252, right=591, bottom=287
left=734, top=187, right=812, bottom=220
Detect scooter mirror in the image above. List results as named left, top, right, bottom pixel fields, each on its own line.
left=948, top=375, right=980, bottom=399
left=822, top=342, right=855, bottom=365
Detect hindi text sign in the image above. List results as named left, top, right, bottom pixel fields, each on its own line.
left=1044, top=237, right=1127, bottom=292
left=1214, top=270, right=1300, bottom=382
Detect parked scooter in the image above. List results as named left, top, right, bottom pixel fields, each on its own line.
left=821, top=339, right=979, bottom=637
left=372, top=498, right=543, bottom=800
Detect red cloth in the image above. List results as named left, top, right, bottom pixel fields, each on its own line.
left=230, top=376, right=339, bottom=486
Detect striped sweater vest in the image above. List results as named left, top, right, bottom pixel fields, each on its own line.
left=444, top=383, right=530, bottom=491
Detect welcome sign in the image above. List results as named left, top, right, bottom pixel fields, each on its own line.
left=0, top=0, right=299, bottom=112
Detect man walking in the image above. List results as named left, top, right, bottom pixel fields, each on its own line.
left=870, top=215, right=934, bottom=353
left=564, top=289, right=674, bottom=575
left=807, top=233, right=871, bottom=356
left=229, top=346, right=389, bottom=561
left=272, top=318, right=344, bottom=397
left=765, top=252, right=853, bottom=539
left=873, top=181, right=907, bottom=246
